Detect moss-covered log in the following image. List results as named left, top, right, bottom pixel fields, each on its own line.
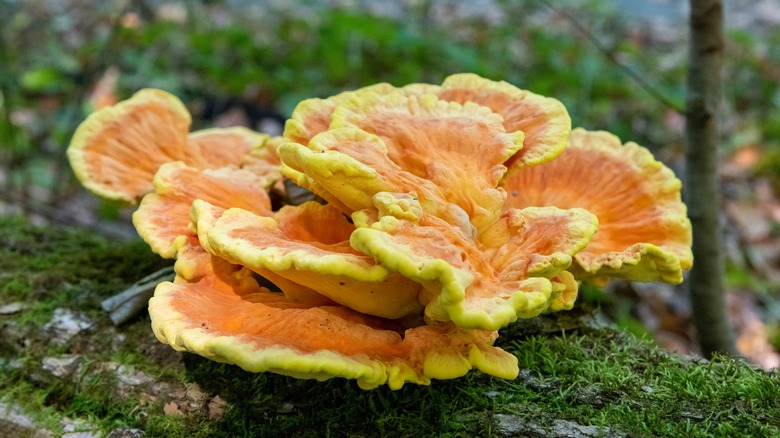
left=0, top=216, right=777, bottom=437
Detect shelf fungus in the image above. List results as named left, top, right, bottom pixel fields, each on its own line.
left=502, top=128, right=693, bottom=284
left=67, top=74, right=692, bottom=389
left=68, top=88, right=278, bottom=204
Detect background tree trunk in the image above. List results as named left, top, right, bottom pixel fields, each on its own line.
left=685, top=0, right=735, bottom=357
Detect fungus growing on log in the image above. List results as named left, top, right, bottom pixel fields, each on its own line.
left=502, top=128, right=693, bottom=284
left=67, top=89, right=277, bottom=203
left=68, top=74, right=692, bottom=389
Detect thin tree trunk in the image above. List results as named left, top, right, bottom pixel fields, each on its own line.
left=685, top=0, right=735, bottom=357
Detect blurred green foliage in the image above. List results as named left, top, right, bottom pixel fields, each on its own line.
left=1, top=0, right=779, bottom=205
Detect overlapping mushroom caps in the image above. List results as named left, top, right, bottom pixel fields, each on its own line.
left=68, top=89, right=279, bottom=204
left=152, top=206, right=518, bottom=389
left=67, top=74, right=692, bottom=389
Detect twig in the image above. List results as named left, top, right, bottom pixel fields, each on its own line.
left=536, top=0, right=685, bottom=114
left=101, top=266, right=175, bottom=325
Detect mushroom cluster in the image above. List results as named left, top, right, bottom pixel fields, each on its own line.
left=67, top=74, right=692, bottom=389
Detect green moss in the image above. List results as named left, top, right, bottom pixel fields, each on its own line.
left=0, top=216, right=170, bottom=434
left=0, top=215, right=169, bottom=288
left=161, top=330, right=778, bottom=438
left=2, top=215, right=778, bottom=437
left=145, top=415, right=188, bottom=436
left=0, top=215, right=170, bottom=322
left=504, top=331, right=780, bottom=437
left=0, top=377, right=64, bottom=431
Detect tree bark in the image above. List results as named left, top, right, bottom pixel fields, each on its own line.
left=685, top=0, right=735, bottom=357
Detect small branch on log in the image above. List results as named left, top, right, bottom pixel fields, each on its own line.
left=101, top=266, right=175, bottom=325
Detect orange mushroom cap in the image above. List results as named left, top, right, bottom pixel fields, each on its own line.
left=150, top=229, right=517, bottom=389
left=67, top=89, right=278, bottom=203
left=280, top=128, right=473, bottom=233
left=191, top=199, right=424, bottom=319
left=328, top=92, right=521, bottom=227
left=502, top=128, right=693, bottom=283
left=132, top=162, right=272, bottom=258
left=284, top=83, right=399, bottom=146
left=436, top=73, right=571, bottom=173
left=68, top=89, right=192, bottom=203
left=349, top=193, right=598, bottom=330
left=284, top=73, right=570, bottom=174
left=281, top=73, right=571, bottom=231
left=282, top=92, right=522, bottom=232
left=151, top=277, right=518, bottom=389
left=187, top=126, right=266, bottom=167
